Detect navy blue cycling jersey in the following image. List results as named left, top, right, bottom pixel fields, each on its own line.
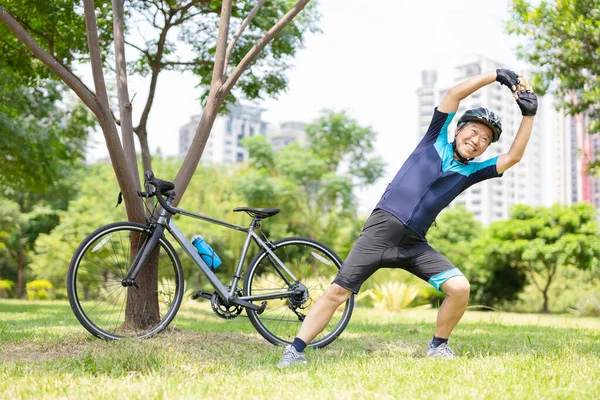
left=376, top=107, right=503, bottom=237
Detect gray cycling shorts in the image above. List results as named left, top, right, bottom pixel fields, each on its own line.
left=332, top=209, right=463, bottom=294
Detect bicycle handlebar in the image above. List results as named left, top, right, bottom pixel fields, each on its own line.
left=141, top=170, right=178, bottom=215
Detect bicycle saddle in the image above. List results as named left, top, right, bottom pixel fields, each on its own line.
left=233, top=207, right=280, bottom=219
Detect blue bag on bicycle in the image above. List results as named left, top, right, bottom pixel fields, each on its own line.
left=191, top=235, right=222, bottom=269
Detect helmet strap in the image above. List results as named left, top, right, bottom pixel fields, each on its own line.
left=452, top=141, right=473, bottom=164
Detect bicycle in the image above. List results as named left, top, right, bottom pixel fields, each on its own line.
left=66, top=171, right=354, bottom=348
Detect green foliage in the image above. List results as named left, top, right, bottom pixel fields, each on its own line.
left=26, top=279, right=53, bottom=300
left=0, top=0, right=113, bottom=84
left=0, top=74, right=95, bottom=195
left=305, top=110, right=386, bottom=186
left=30, top=163, right=128, bottom=289
left=507, top=0, right=600, bottom=169
left=0, top=279, right=14, bottom=298
left=427, top=205, right=482, bottom=270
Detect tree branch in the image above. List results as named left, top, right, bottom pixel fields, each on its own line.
left=222, top=0, right=310, bottom=97
left=83, top=0, right=112, bottom=118
left=136, top=19, right=172, bottom=135
left=160, top=59, right=211, bottom=68
left=124, top=39, right=153, bottom=61
left=113, top=0, right=140, bottom=190
left=211, top=0, right=232, bottom=89
left=0, top=6, right=102, bottom=117
left=526, top=261, right=543, bottom=293
left=223, top=0, right=266, bottom=78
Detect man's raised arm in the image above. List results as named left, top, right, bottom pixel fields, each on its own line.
left=497, top=79, right=538, bottom=174
left=438, top=69, right=521, bottom=114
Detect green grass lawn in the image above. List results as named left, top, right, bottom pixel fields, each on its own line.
left=1, top=299, right=599, bottom=399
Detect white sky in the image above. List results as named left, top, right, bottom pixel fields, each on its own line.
left=86, top=0, right=529, bottom=212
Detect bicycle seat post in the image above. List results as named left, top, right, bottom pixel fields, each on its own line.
left=250, top=216, right=262, bottom=231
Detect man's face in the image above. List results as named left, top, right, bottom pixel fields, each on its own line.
left=454, top=122, right=493, bottom=159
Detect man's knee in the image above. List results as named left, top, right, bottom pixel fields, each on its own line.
left=325, top=284, right=353, bottom=304
left=441, top=276, right=470, bottom=300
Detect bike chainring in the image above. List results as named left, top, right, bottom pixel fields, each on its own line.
left=210, top=293, right=243, bottom=320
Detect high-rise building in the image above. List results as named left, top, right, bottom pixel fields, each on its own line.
left=179, top=104, right=268, bottom=164
left=552, top=107, right=600, bottom=209
left=416, top=55, right=547, bottom=225
left=269, top=121, right=308, bottom=152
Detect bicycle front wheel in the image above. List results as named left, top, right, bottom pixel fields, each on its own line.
left=244, top=237, right=354, bottom=348
left=67, top=222, right=184, bottom=340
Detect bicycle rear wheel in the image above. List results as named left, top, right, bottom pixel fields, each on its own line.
left=243, top=237, right=354, bottom=348
left=67, top=222, right=184, bottom=340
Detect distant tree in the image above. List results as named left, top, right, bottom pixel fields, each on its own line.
left=0, top=73, right=94, bottom=196
left=0, top=199, right=62, bottom=297
left=507, top=0, right=600, bottom=170
left=481, top=203, right=600, bottom=312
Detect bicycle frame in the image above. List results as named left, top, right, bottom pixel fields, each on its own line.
left=124, top=205, right=301, bottom=312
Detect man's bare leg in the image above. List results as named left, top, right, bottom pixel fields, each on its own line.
left=276, top=284, right=352, bottom=367
left=435, top=276, right=470, bottom=338
left=296, top=283, right=353, bottom=344
left=427, top=275, right=470, bottom=358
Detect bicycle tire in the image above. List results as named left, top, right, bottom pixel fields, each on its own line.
left=243, top=237, right=354, bottom=348
left=66, top=222, right=184, bottom=340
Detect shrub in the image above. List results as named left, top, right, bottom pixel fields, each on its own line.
left=54, top=288, right=68, bottom=300
left=356, top=281, right=431, bottom=312
left=0, top=279, right=14, bottom=298
left=26, top=279, right=54, bottom=300
left=569, top=294, right=600, bottom=317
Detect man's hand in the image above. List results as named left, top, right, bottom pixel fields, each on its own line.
left=514, top=77, right=537, bottom=116
left=496, top=68, right=520, bottom=92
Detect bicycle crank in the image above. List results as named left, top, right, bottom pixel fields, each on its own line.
left=210, top=293, right=243, bottom=320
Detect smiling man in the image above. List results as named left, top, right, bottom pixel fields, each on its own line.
left=277, top=68, right=538, bottom=367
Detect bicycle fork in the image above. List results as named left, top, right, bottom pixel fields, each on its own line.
left=121, top=224, right=165, bottom=287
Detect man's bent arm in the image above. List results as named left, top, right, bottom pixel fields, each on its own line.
left=438, top=71, right=497, bottom=114
left=496, top=116, right=535, bottom=174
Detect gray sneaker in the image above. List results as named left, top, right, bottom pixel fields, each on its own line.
left=426, top=342, right=455, bottom=359
left=276, top=344, right=307, bottom=368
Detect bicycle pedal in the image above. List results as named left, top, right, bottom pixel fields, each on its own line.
left=256, top=301, right=268, bottom=315
left=191, top=290, right=213, bottom=300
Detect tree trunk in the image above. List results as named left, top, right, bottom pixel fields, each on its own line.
left=123, top=231, right=160, bottom=330
left=137, top=126, right=153, bottom=177
left=15, top=235, right=26, bottom=299
left=541, top=289, right=549, bottom=313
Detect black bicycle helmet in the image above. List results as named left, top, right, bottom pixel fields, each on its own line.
left=457, top=107, right=502, bottom=143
